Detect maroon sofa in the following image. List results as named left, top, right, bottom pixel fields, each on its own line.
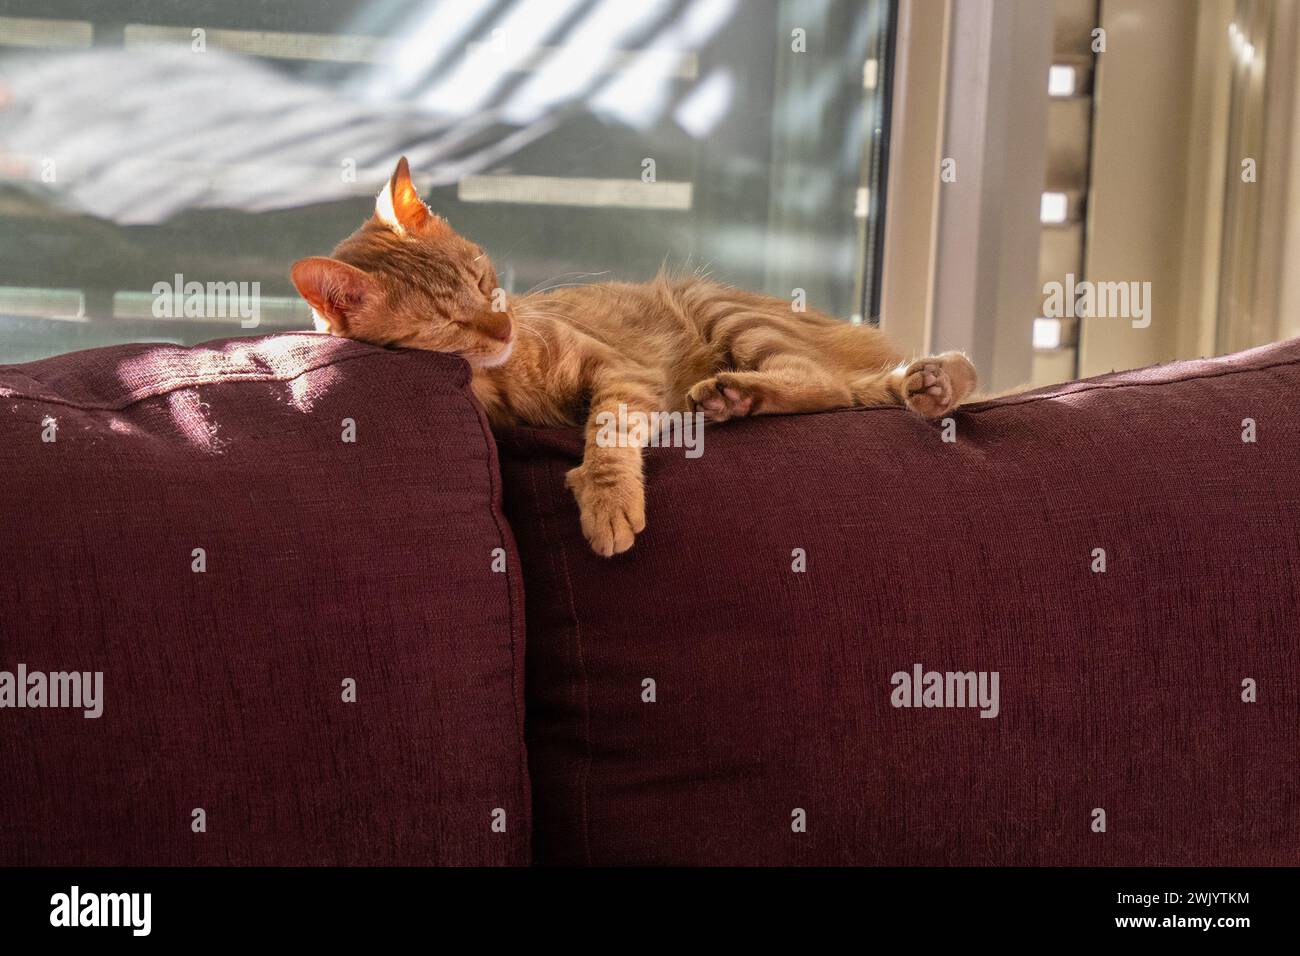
left=2, top=332, right=1298, bottom=866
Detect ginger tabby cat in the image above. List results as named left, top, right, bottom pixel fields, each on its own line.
left=292, top=158, right=977, bottom=556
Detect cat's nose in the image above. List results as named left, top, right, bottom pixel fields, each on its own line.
left=482, top=314, right=513, bottom=341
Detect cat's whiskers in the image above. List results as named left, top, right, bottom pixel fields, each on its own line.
left=531, top=282, right=608, bottom=294
left=510, top=321, right=553, bottom=364
left=520, top=307, right=610, bottom=343
left=525, top=271, right=610, bottom=296
left=524, top=271, right=587, bottom=295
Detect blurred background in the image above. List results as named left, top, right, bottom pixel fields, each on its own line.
left=0, top=0, right=1297, bottom=391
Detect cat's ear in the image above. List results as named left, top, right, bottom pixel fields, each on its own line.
left=290, top=256, right=376, bottom=334
left=374, top=156, right=447, bottom=236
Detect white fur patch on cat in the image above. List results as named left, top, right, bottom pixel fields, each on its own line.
left=374, top=181, right=405, bottom=236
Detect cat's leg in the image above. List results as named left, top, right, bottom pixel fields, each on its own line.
left=688, top=350, right=977, bottom=421
left=687, top=355, right=853, bottom=421
left=565, top=373, right=659, bottom=556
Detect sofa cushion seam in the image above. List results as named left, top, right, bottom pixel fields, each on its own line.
left=534, top=456, right=594, bottom=866
left=457, top=387, right=531, bottom=865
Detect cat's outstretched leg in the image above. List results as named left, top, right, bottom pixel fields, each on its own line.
left=566, top=372, right=658, bottom=556
left=688, top=350, right=977, bottom=422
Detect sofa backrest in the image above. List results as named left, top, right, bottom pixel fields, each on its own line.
left=0, top=334, right=529, bottom=865
left=499, top=338, right=1300, bottom=865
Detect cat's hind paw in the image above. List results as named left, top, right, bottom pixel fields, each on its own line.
left=687, top=374, right=756, bottom=423
left=901, top=352, right=976, bottom=418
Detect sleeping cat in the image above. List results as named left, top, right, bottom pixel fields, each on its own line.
left=291, top=157, right=977, bottom=556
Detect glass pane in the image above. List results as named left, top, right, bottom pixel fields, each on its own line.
left=0, top=0, right=894, bottom=362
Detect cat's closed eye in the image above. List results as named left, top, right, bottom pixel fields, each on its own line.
left=472, top=256, right=496, bottom=296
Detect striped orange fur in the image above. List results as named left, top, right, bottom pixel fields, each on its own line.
left=292, top=158, right=976, bottom=556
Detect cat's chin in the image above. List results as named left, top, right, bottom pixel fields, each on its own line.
left=471, top=340, right=514, bottom=369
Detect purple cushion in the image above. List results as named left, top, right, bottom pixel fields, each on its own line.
left=500, top=339, right=1300, bottom=865
left=0, top=334, right=529, bottom=865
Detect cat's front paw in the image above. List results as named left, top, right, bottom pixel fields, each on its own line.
left=901, top=352, right=977, bottom=418
left=565, top=466, right=646, bottom=557
left=687, top=374, right=756, bottom=422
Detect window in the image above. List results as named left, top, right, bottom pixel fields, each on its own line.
left=1034, top=0, right=1098, bottom=386
left=0, top=0, right=895, bottom=363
